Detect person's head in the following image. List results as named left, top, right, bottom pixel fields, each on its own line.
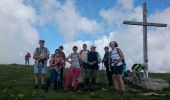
left=109, top=41, right=118, bottom=49
left=55, top=49, right=60, bottom=56
left=83, top=43, right=87, bottom=50
left=131, top=63, right=145, bottom=71
left=59, top=45, right=64, bottom=52
left=73, top=46, right=78, bottom=53
left=104, top=46, right=109, bottom=52
left=90, top=45, right=96, bottom=52
left=39, top=40, right=45, bottom=47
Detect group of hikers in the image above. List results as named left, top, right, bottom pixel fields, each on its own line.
left=31, top=40, right=146, bottom=95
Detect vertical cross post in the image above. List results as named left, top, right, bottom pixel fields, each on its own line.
left=123, top=2, right=167, bottom=78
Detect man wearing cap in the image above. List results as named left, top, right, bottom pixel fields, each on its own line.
left=85, top=45, right=101, bottom=91
left=102, top=46, right=112, bottom=86
left=59, top=45, right=66, bottom=89
left=33, top=40, right=50, bottom=89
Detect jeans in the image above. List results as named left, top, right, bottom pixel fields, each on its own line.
left=45, top=69, right=61, bottom=90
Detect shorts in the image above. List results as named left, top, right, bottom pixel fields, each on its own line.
left=111, top=65, right=123, bottom=75
left=33, top=62, right=47, bottom=74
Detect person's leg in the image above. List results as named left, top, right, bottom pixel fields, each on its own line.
left=25, top=60, right=26, bottom=65
left=34, top=74, right=39, bottom=89
left=106, top=67, right=113, bottom=86
left=111, top=66, right=118, bottom=91
left=117, top=75, right=125, bottom=93
left=60, top=67, right=64, bottom=89
left=33, top=63, right=39, bottom=89
left=28, top=59, right=30, bottom=65
left=85, top=69, right=90, bottom=90
left=73, top=68, right=80, bottom=90
left=41, top=64, right=47, bottom=89
left=91, top=69, right=97, bottom=91
left=117, top=65, right=125, bottom=93
left=45, top=69, right=54, bottom=92
left=53, top=70, right=58, bottom=90
left=64, top=68, right=73, bottom=90
left=113, top=74, right=118, bottom=91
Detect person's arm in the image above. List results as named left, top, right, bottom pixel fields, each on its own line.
left=49, top=57, right=55, bottom=67
left=46, top=48, right=50, bottom=60
left=116, top=48, right=124, bottom=62
left=66, top=54, right=71, bottom=64
left=132, top=69, right=137, bottom=78
left=33, top=48, right=40, bottom=60
left=79, top=50, right=83, bottom=63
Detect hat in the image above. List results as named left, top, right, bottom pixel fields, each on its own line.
left=90, top=45, right=96, bottom=49
left=55, top=49, right=60, bottom=53
left=104, top=46, right=109, bottom=49
left=59, top=45, right=64, bottom=49
left=73, top=46, right=78, bottom=49
left=39, top=40, right=45, bottom=43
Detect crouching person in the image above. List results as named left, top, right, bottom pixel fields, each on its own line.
left=45, top=49, right=64, bottom=93
left=132, top=63, right=145, bottom=85
left=64, top=46, right=81, bottom=91
left=85, top=45, right=101, bottom=91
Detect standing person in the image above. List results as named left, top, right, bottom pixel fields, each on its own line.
left=33, top=40, right=50, bottom=89
left=85, top=45, right=101, bottom=91
left=102, top=46, right=112, bottom=86
left=64, top=46, right=81, bottom=91
left=109, top=41, right=125, bottom=94
left=59, top=45, right=66, bottom=89
left=78, top=44, right=89, bottom=87
left=25, top=52, right=31, bottom=65
left=44, top=49, right=64, bottom=93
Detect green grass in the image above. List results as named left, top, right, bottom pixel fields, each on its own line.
left=0, top=64, right=170, bottom=100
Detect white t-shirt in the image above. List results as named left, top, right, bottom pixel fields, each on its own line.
left=110, top=48, right=122, bottom=66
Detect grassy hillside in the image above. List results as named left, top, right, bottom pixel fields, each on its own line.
left=0, top=64, right=170, bottom=100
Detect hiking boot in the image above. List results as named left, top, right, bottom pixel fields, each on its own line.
left=34, top=84, right=38, bottom=89
left=41, top=84, right=45, bottom=89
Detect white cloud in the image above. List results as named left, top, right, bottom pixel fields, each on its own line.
left=63, top=1, right=170, bottom=73
left=31, top=0, right=101, bottom=40
left=147, top=7, right=170, bottom=72
left=0, top=0, right=169, bottom=73
left=0, top=0, right=39, bottom=64
left=117, top=0, right=134, bottom=10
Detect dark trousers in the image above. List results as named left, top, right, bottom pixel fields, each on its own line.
left=104, top=62, right=113, bottom=86
left=60, top=67, right=64, bottom=89
left=45, top=69, right=61, bottom=90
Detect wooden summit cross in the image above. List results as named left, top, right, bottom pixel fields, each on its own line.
left=123, top=2, right=167, bottom=78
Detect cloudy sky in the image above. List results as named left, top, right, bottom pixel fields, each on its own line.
left=0, top=0, right=170, bottom=72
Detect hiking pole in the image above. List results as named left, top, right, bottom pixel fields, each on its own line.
left=101, top=63, right=105, bottom=85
